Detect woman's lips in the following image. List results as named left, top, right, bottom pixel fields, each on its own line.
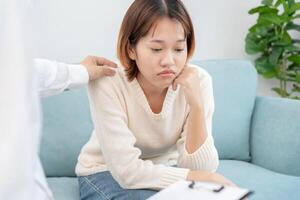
left=157, top=70, right=175, bottom=78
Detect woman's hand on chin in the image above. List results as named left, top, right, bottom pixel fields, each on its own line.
left=172, top=65, right=203, bottom=109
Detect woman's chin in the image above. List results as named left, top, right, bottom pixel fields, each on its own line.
left=159, top=80, right=174, bottom=89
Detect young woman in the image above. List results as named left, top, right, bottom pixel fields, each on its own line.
left=76, top=0, right=234, bottom=199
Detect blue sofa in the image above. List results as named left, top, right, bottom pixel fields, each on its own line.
left=40, top=60, right=300, bottom=200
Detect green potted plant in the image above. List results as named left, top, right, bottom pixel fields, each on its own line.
left=245, top=0, right=300, bottom=99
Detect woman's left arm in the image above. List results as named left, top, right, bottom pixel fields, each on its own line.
left=174, top=65, right=219, bottom=171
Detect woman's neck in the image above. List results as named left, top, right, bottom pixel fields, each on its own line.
left=136, top=73, right=168, bottom=114
left=136, top=73, right=167, bottom=97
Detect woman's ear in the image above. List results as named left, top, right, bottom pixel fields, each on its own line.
left=127, top=44, right=136, bottom=60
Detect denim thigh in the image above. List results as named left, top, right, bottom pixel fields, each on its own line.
left=78, top=171, right=158, bottom=200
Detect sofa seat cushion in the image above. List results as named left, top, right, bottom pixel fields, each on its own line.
left=47, top=160, right=300, bottom=200
left=47, top=177, right=80, bottom=200
left=218, top=160, right=300, bottom=200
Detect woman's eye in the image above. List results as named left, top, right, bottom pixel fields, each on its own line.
left=151, top=48, right=162, bottom=52
left=175, top=48, right=184, bottom=52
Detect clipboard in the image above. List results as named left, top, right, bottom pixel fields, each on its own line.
left=148, top=180, right=254, bottom=200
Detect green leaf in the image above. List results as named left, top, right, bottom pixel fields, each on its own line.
left=272, top=87, right=290, bottom=97
left=281, top=0, right=290, bottom=12
left=292, top=14, right=300, bottom=19
left=249, top=24, right=270, bottom=36
left=269, top=47, right=283, bottom=65
left=249, top=6, right=265, bottom=14
left=263, top=70, right=277, bottom=78
left=286, top=23, right=300, bottom=31
left=293, top=83, right=300, bottom=89
left=268, top=35, right=280, bottom=43
left=290, top=96, right=300, bottom=100
left=289, top=2, right=300, bottom=14
left=288, top=55, right=300, bottom=65
left=293, top=85, right=300, bottom=92
left=249, top=6, right=278, bottom=15
left=245, top=42, right=262, bottom=54
left=273, top=31, right=293, bottom=46
left=287, top=0, right=296, bottom=7
left=292, top=39, right=300, bottom=43
left=255, top=57, right=277, bottom=78
left=286, top=71, right=297, bottom=78
left=258, top=13, right=282, bottom=25
left=274, top=0, right=282, bottom=7
left=296, top=74, right=300, bottom=83
left=245, top=33, right=266, bottom=54
left=285, top=44, right=300, bottom=53
left=262, top=0, right=273, bottom=6
left=274, top=0, right=291, bottom=12
left=273, top=41, right=290, bottom=47
left=292, top=84, right=300, bottom=92
left=282, top=30, right=292, bottom=43
left=279, top=13, right=292, bottom=23
left=288, top=63, right=300, bottom=70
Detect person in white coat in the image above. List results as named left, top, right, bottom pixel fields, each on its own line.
left=0, top=1, right=117, bottom=200
left=33, top=56, right=117, bottom=200
left=2, top=57, right=117, bottom=200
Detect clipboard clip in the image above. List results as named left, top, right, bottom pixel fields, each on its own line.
left=188, top=181, right=225, bottom=193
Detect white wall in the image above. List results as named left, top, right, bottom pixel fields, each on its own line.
left=34, top=0, right=286, bottom=97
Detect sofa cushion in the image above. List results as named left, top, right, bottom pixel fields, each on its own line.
left=218, top=160, right=300, bottom=200
left=251, top=96, right=300, bottom=177
left=47, top=177, right=80, bottom=200
left=192, top=60, right=257, bottom=161
left=40, top=88, right=93, bottom=177
left=47, top=160, right=300, bottom=200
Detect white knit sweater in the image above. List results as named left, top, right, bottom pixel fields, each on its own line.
left=75, top=64, right=219, bottom=190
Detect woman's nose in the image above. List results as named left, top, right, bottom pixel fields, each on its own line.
left=161, top=51, right=175, bottom=66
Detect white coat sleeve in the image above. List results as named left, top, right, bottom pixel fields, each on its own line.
left=35, top=58, right=89, bottom=98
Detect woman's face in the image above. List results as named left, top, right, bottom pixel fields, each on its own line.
left=129, top=17, right=188, bottom=90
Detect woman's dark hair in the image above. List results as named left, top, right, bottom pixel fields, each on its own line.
left=117, top=0, right=195, bottom=81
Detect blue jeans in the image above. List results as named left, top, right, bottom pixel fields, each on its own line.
left=78, top=171, right=158, bottom=200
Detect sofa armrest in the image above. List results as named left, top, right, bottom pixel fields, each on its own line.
left=250, top=96, right=300, bottom=177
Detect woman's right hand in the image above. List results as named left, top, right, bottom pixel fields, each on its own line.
left=187, top=170, right=236, bottom=187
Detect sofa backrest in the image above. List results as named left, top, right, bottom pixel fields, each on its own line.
left=192, top=60, right=257, bottom=161
left=251, top=96, right=300, bottom=177
left=40, top=88, right=92, bottom=177
left=40, top=59, right=257, bottom=177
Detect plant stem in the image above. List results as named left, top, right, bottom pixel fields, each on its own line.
left=283, top=60, right=287, bottom=94
left=278, top=59, right=288, bottom=97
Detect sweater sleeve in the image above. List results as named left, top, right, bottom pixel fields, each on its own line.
left=88, top=77, right=189, bottom=190
left=176, top=69, right=219, bottom=172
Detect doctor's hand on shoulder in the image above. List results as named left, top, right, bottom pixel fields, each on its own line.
left=80, top=55, right=118, bottom=81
